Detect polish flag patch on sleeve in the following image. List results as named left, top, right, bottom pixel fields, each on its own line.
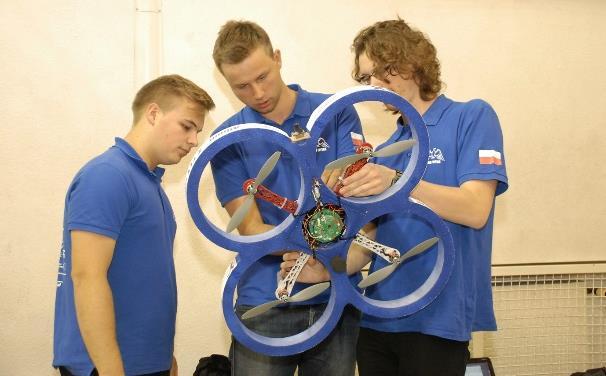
left=479, top=150, right=502, bottom=165
left=350, top=132, right=364, bottom=146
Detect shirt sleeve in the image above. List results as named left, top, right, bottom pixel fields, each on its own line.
left=211, top=144, right=249, bottom=207
left=67, top=163, right=131, bottom=239
left=456, top=99, right=509, bottom=196
left=335, top=105, right=364, bottom=158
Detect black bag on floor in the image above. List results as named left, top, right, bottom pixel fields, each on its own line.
left=193, top=354, right=231, bottom=376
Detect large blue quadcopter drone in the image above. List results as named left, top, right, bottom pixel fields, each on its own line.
left=185, top=86, right=455, bottom=356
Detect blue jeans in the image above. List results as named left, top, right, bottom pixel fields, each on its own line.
left=230, top=304, right=360, bottom=376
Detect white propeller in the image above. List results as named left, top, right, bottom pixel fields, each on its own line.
left=226, top=151, right=281, bottom=233
left=324, top=139, right=416, bottom=171
left=241, top=282, right=331, bottom=320
left=358, top=237, right=439, bottom=288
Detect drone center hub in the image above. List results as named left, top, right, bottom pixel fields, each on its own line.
left=303, top=204, right=346, bottom=248
left=309, top=208, right=343, bottom=242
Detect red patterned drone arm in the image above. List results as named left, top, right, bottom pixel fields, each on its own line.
left=344, top=157, right=369, bottom=177
left=335, top=142, right=373, bottom=194
left=243, top=179, right=298, bottom=214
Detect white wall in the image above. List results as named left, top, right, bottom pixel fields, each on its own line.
left=0, top=1, right=134, bottom=374
left=1, top=1, right=605, bottom=374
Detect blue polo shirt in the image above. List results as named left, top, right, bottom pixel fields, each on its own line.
left=211, top=84, right=364, bottom=306
left=53, top=138, right=177, bottom=375
left=361, top=95, right=508, bottom=341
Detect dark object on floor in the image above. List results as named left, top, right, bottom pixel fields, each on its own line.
left=571, top=368, right=606, bottom=376
left=466, top=357, right=496, bottom=376
left=193, top=354, right=231, bottom=376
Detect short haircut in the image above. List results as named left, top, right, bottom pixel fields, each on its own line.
left=131, top=74, right=215, bottom=124
left=352, top=19, right=442, bottom=101
left=212, top=20, right=274, bottom=71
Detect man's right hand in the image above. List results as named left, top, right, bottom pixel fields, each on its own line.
left=339, top=163, right=395, bottom=197
left=280, top=252, right=331, bottom=283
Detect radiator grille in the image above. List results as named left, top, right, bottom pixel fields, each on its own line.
left=476, top=273, right=606, bottom=376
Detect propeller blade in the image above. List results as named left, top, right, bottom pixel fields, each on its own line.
left=289, top=282, right=331, bottom=302
left=225, top=195, right=254, bottom=233
left=254, top=151, right=281, bottom=187
left=372, top=139, right=417, bottom=158
left=400, top=237, right=439, bottom=262
left=241, top=300, right=282, bottom=320
left=358, top=237, right=439, bottom=289
left=241, top=281, right=331, bottom=319
left=358, top=263, right=399, bottom=288
left=324, top=153, right=369, bottom=171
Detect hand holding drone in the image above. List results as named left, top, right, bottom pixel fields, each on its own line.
left=235, top=140, right=438, bottom=305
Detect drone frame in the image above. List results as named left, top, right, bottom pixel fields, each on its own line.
left=185, top=86, right=456, bottom=356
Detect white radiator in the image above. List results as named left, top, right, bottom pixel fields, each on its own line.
left=471, top=264, right=606, bottom=376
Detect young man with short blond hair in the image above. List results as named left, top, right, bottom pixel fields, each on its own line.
left=53, top=74, right=214, bottom=376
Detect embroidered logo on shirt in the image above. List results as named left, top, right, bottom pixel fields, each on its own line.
left=350, top=132, right=364, bottom=146
left=479, top=150, right=502, bottom=165
left=316, top=137, right=329, bottom=152
left=56, top=243, right=66, bottom=288
left=428, top=148, right=446, bottom=164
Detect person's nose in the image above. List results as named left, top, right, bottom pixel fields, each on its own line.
left=251, top=83, right=264, bottom=100
left=187, top=130, right=199, bottom=147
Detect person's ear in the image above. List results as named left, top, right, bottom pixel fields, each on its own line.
left=274, top=49, right=282, bottom=67
left=145, top=103, right=161, bottom=125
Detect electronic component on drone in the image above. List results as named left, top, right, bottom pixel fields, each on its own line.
left=302, top=179, right=346, bottom=251
left=289, top=123, right=310, bottom=142
left=303, top=203, right=346, bottom=248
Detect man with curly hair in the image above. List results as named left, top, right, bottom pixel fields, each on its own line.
left=282, top=18, right=508, bottom=375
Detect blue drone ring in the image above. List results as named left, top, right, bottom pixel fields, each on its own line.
left=220, top=252, right=348, bottom=356
left=306, top=86, right=428, bottom=209
left=345, top=199, right=455, bottom=318
left=185, top=124, right=300, bottom=251
left=185, top=86, right=455, bottom=356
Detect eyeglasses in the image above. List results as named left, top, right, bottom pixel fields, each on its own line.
left=355, top=65, right=399, bottom=85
